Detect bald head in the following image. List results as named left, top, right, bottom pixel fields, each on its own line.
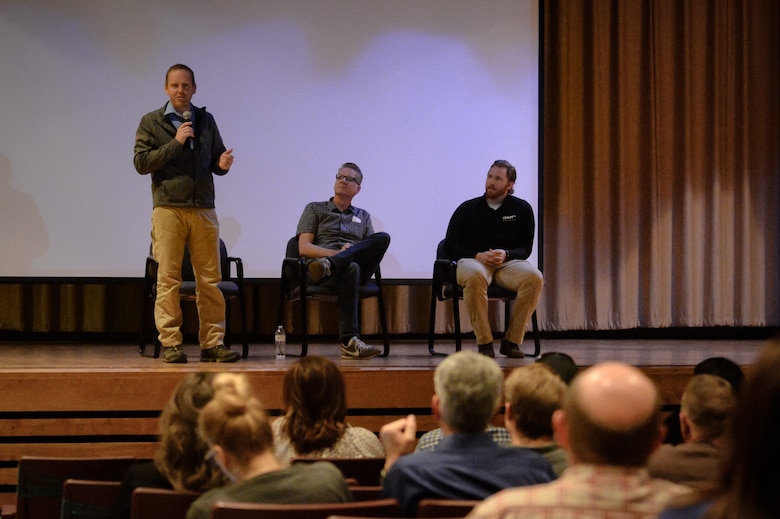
left=559, top=362, right=662, bottom=466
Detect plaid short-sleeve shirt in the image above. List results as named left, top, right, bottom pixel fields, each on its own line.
left=296, top=199, right=373, bottom=252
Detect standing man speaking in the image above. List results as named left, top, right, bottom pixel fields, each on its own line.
left=134, top=64, right=240, bottom=364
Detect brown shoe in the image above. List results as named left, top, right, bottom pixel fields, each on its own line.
left=499, top=340, right=525, bottom=358
left=477, top=343, right=495, bottom=358
left=200, top=345, right=241, bottom=363
left=308, top=258, right=331, bottom=283
left=163, top=345, right=188, bottom=363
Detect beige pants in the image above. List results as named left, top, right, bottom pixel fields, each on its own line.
left=151, top=207, right=225, bottom=349
left=456, top=258, right=543, bottom=345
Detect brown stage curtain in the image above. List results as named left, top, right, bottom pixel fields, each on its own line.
left=541, top=0, right=780, bottom=330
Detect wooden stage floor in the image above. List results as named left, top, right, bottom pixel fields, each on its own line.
left=0, top=337, right=768, bottom=506
left=0, top=337, right=766, bottom=372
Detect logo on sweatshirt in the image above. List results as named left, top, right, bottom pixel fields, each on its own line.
left=502, top=215, right=517, bottom=222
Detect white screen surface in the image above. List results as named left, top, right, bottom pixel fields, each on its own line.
left=0, top=0, right=539, bottom=278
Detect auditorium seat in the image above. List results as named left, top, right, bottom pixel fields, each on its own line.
left=209, top=498, right=401, bottom=519
left=14, top=456, right=136, bottom=519
left=130, top=487, right=201, bottom=519
left=61, top=479, right=123, bottom=519
left=415, top=498, right=480, bottom=518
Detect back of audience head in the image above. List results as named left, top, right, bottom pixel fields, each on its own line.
left=282, top=355, right=348, bottom=454
left=536, top=351, right=579, bottom=385
left=679, top=374, right=734, bottom=444
left=708, top=340, right=780, bottom=519
left=505, top=363, right=567, bottom=440
left=155, top=372, right=227, bottom=492
left=558, top=362, right=662, bottom=467
left=198, top=373, right=273, bottom=475
left=694, top=356, right=745, bottom=395
left=434, top=350, right=503, bottom=433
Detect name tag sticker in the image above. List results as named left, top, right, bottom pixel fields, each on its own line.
left=352, top=216, right=362, bottom=223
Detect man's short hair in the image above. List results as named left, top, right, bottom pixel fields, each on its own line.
left=433, top=351, right=503, bottom=433
left=491, top=159, right=516, bottom=195
left=340, top=162, right=363, bottom=185
left=505, top=364, right=567, bottom=439
left=565, top=379, right=662, bottom=467
left=681, top=374, right=735, bottom=441
left=694, top=357, right=745, bottom=394
left=166, top=64, right=196, bottom=86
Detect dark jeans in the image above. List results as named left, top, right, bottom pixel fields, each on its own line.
left=318, top=232, right=390, bottom=343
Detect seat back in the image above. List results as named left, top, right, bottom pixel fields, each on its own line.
left=15, top=456, right=136, bottom=519
left=130, top=487, right=201, bottom=519
left=292, top=457, right=385, bottom=486
left=180, top=238, right=231, bottom=281
left=416, top=498, right=480, bottom=518
left=61, top=479, right=123, bottom=519
left=209, top=498, right=401, bottom=519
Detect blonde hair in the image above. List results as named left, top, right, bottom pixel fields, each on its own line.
left=198, top=373, right=273, bottom=465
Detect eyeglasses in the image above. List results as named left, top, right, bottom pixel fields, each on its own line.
left=335, top=174, right=360, bottom=185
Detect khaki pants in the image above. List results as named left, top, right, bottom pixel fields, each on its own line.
left=456, top=258, right=543, bottom=345
left=151, top=207, right=225, bottom=349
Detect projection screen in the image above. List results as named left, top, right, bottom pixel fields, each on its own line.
left=0, top=0, right=539, bottom=278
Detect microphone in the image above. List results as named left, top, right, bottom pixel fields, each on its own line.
left=182, top=110, right=193, bottom=147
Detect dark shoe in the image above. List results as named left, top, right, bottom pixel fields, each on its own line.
left=477, top=343, right=495, bottom=358
left=308, top=258, right=332, bottom=283
left=200, top=345, right=241, bottom=363
left=499, top=340, right=525, bottom=358
left=163, top=345, right=188, bottom=363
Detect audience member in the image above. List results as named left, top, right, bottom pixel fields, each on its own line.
left=380, top=351, right=555, bottom=517
left=272, top=355, right=384, bottom=464
left=659, top=340, right=780, bottom=519
left=296, top=162, right=391, bottom=360
left=649, top=374, right=734, bottom=488
left=504, top=363, right=568, bottom=475
left=466, top=362, right=691, bottom=519
left=444, top=159, right=543, bottom=358
left=664, top=356, right=744, bottom=445
left=119, top=372, right=226, bottom=518
left=186, top=373, right=352, bottom=519
left=536, top=351, right=579, bottom=384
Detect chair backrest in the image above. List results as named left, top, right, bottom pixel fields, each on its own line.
left=348, top=485, right=383, bottom=502
left=209, top=498, right=401, bottom=519
left=130, top=487, right=201, bottom=519
left=61, top=479, right=123, bottom=519
left=15, top=456, right=136, bottom=519
left=415, top=498, right=480, bottom=518
left=436, top=239, right=448, bottom=260
left=292, top=457, right=386, bottom=486
left=286, top=236, right=301, bottom=259
left=181, top=238, right=231, bottom=281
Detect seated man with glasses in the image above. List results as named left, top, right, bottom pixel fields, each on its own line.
left=295, top=162, right=390, bottom=360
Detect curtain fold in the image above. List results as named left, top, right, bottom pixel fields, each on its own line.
left=541, top=0, right=779, bottom=331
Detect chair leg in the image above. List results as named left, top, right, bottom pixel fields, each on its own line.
left=236, top=288, right=249, bottom=358
left=530, top=310, right=541, bottom=357
left=377, top=292, right=390, bottom=357
left=427, top=286, right=450, bottom=356
left=452, top=293, right=462, bottom=352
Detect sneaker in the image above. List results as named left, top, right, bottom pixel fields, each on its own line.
left=499, top=339, right=525, bottom=358
left=477, top=343, right=495, bottom=358
left=341, top=336, right=381, bottom=360
left=308, top=257, right=332, bottom=283
left=200, top=345, right=241, bottom=363
left=163, top=345, right=188, bottom=363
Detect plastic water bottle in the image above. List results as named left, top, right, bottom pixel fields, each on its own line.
left=274, top=325, right=286, bottom=359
